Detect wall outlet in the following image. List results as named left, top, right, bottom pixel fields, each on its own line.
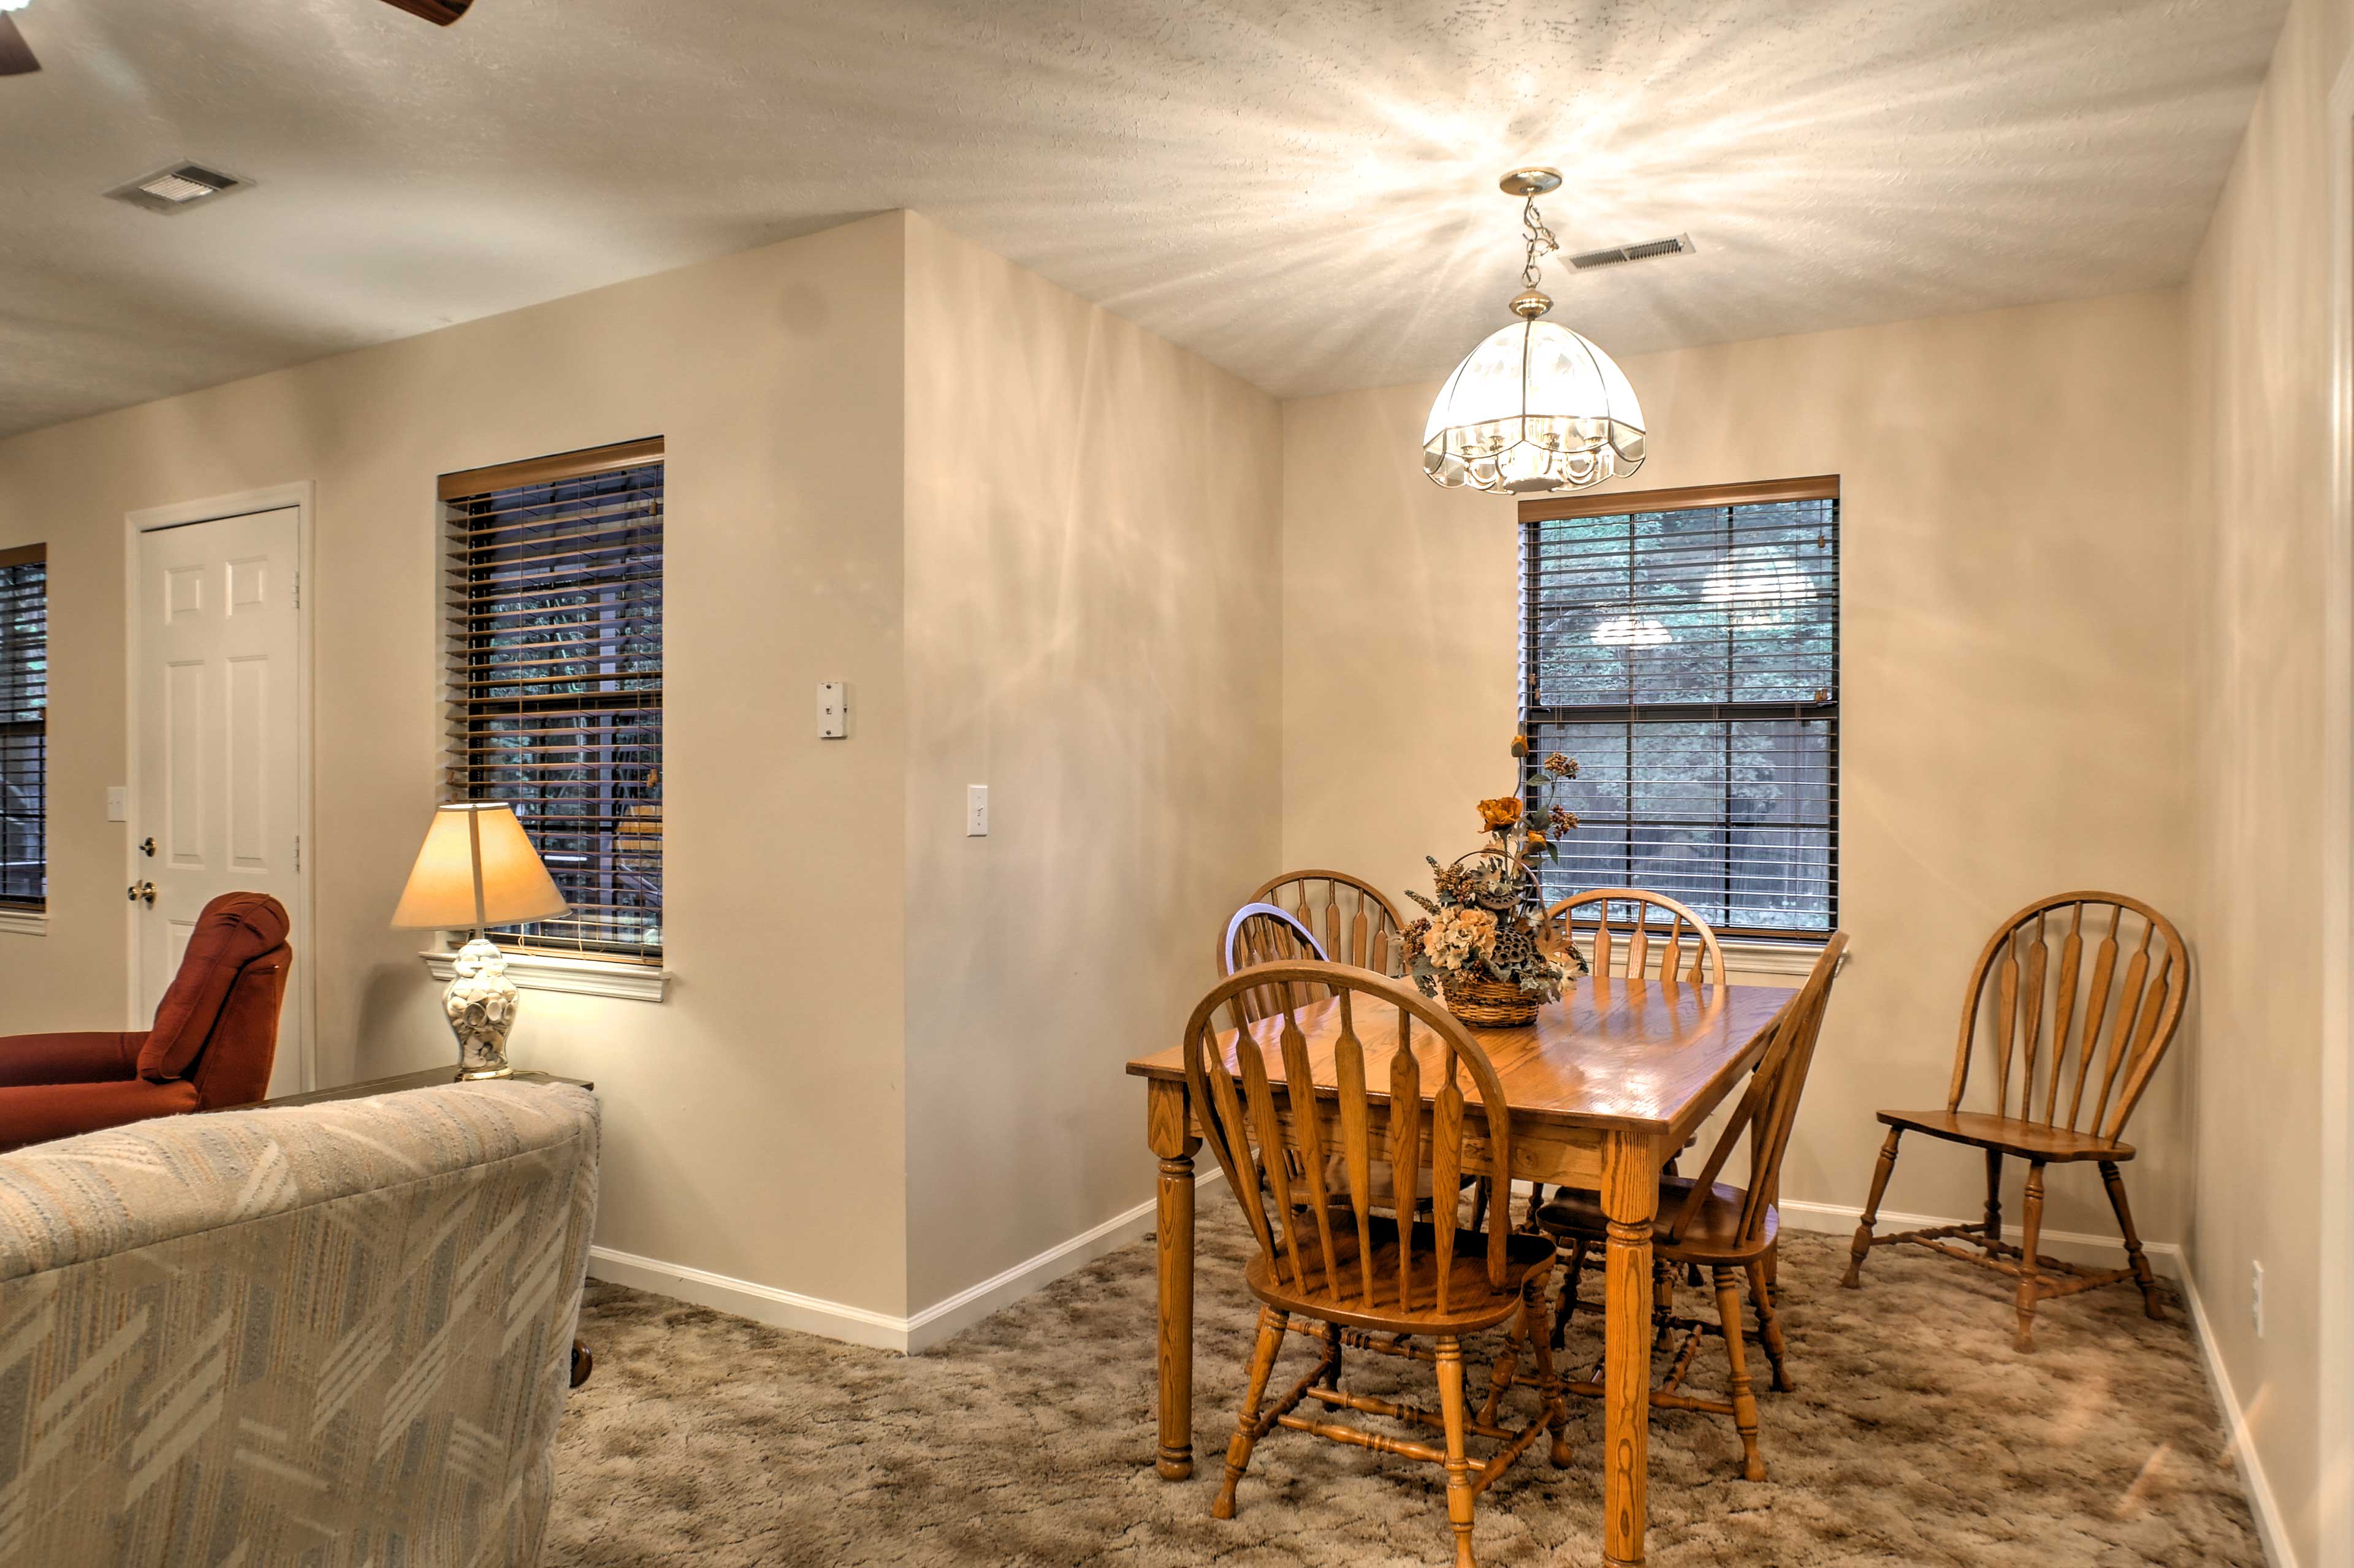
left=2250, top=1259, right=2264, bottom=1338
left=966, top=784, right=988, bottom=837
left=818, top=681, right=848, bottom=739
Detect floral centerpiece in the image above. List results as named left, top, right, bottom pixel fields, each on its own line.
left=1402, top=737, right=1587, bottom=1027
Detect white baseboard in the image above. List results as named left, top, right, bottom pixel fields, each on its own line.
left=2177, top=1260, right=2298, bottom=1568
left=1774, top=1196, right=2184, bottom=1280
left=587, top=1169, right=1224, bottom=1355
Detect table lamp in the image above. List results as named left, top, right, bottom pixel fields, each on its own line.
left=392, top=802, right=568, bottom=1079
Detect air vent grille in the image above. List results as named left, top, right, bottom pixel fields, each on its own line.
left=1566, top=234, right=1697, bottom=271
left=106, top=162, right=252, bottom=215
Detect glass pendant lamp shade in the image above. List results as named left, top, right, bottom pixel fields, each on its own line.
left=1423, top=317, right=1646, bottom=495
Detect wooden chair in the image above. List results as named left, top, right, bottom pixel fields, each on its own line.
left=1185, top=962, right=1569, bottom=1568
left=1219, top=902, right=1328, bottom=1026
left=1842, top=892, right=2186, bottom=1350
left=1541, top=888, right=1725, bottom=986
left=1529, top=935, right=1847, bottom=1482
left=1252, top=870, right=1408, bottom=977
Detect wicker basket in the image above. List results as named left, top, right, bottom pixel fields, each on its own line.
left=1440, top=972, right=1541, bottom=1029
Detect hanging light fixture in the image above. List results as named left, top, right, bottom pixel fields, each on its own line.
left=1423, top=168, right=1647, bottom=495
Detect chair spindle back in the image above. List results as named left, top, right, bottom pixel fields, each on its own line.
left=1183, top=962, right=1514, bottom=1314
left=1946, top=892, right=2188, bottom=1144
left=1252, top=870, right=1407, bottom=978
left=1543, top=888, right=1725, bottom=987
left=1668, top=934, right=1847, bottom=1249
left=1220, top=904, right=1330, bottom=1024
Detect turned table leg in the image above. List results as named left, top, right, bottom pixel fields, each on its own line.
left=1148, top=1078, right=1199, bottom=1480
left=1601, top=1130, right=1657, bottom=1567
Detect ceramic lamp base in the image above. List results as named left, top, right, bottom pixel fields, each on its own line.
left=442, top=933, right=520, bottom=1079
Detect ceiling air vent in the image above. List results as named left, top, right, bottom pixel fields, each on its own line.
left=106, top=162, right=252, bottom=216
left=1566, top=234, right=1697, bottom=271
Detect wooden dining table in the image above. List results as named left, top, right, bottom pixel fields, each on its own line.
left=1126, top=970, right=1797, bottom=1568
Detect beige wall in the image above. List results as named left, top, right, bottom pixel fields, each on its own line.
left=2185, top=1, right=2354, bottom=1561
left=899, top=214, right=1284, bottom=1310
left=1280, top=289, right=2195, bottom=1247
left=0, top=214, right=916, bottom=1315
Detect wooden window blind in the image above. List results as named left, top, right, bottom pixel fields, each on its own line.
left=441, top=440, right=663, bottom=961
left=0, top=544, right=43, bottom=911
left=1520, top=476, right=1838, bottom=938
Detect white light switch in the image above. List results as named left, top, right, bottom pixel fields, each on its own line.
left=818, top=681, right=848, bottom=739
left=105, top=786, right=129, bottom=823
left=966, top=784, right=989, bottom=837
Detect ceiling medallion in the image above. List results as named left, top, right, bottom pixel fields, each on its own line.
left=1423, top=167, right=1647, bottom=496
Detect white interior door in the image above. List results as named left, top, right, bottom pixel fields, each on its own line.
left=133, top=508, right=307, bottom=1097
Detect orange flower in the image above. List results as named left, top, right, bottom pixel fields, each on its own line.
left=1510, top=734, right=1529, bottom=759
left=1477, top=797, right=1522, bottom=832
left=1523, top=828, right=1548, bottom=852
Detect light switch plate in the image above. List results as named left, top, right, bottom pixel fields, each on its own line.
left=818, top=681, right=848, bottom=739
left=966, top=784, right=988, bottom=837
left=106, top=786, right=129, bottom=823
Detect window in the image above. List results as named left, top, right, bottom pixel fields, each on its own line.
left=441, top=440, right=663, bottom=961
left=0, top=545, right=44, bottom=911
left=1520, top=477, right=1838, bottom=938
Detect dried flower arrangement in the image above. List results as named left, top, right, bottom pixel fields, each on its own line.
left=1402, top=737, right=1588, bottom=1027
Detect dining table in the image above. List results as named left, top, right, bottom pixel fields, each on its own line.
left=1126, top=969, right=1799, bottom=1568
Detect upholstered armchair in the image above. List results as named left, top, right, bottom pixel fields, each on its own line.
left=0, top=891, right=291, bottom=1152
left=0, top=1080, right=600, bottom=1565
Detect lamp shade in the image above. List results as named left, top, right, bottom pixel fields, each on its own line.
left=390, top=802, right=568, bottom=931
left=1422, top=318, right=1645, bottom=495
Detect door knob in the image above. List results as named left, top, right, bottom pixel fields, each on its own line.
left=127, top=881, right=156, bottom=906
left=139, top=836, right=156, bottom=858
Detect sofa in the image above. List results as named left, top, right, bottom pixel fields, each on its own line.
left=0, top=890, right=291, bottom=1152
left=0, top=1079, right=599, bottom=1566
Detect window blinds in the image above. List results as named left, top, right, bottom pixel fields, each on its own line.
left=441, top=441, right=663, bottom=960
left=1520, top=478, right=1838, bottom=938
left=0, top=545, right=44, bottom=910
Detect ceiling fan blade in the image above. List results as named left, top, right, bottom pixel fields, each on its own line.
left=378, top=0, right=474, bottom=23
left=0, top=14, right=39, bottom=76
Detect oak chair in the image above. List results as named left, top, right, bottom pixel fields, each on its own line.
left=1219, top=902, right=1330, bottom=1026
left=1842, top=892, right=2187, bottom=1350
left=1529, top=935, right=1846, bottom=1482
left=1252, top=870, right=1408, bottom=978
left=1541, top=888, right=1726, bottom=986
left=1185, top=962, right=1569, bottom=1568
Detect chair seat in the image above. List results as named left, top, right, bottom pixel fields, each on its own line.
left=1246, top=1210, right=1556, bottom=1334
left=1875, top=1108, right=2135, bottom=1163
left=1533, top=1175, right=1778, bottom=1265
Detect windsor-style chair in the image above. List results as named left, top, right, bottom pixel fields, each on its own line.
left=1184, top=962, right=1569, bottom=1568
left=1219, top=903, right=1330, bottom=1026
left=1252, top=870, right=1408, bottom=977
left=1529, top=935, right=1845, bottom=1482
left=1842, top=892, right=2187, bottom=1350
left=1541, top=888, right=1726, bottom=986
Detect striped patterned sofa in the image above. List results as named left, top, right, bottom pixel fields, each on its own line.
left=0, top=1080, right=599, bottom=1567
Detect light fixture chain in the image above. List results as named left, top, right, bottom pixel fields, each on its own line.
left=1521, top=194, right=1560, bottom=288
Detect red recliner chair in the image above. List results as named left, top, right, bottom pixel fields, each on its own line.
left=0, top=892, right=291, bottom=1153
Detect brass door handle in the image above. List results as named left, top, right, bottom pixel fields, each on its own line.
left=139, top=836, right=156, bottom=858
left=127, top=881, right=155, bottom=906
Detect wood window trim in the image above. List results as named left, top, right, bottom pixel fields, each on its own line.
left=1518, top=474, right=1840, bottom=525
left=437, top=437, right=665, bottom=503
left=0, top=543, right=44, bottom=571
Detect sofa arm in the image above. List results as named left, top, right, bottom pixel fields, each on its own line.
left=0, top=1032, right=143, bottom=1087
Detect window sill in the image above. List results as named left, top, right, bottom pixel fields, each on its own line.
left=420, top=948, right=669, bottom=1003
left=0, top=908, right=45, bottom=938
left=1719, top=935, right=1845, bottom=980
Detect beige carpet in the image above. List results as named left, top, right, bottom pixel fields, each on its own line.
left=546, top=1205, right=2263, bottom=1566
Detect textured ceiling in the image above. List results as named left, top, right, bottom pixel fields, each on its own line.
left=0, top=0, right=2288, bottom=438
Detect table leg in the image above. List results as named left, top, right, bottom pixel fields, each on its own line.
left=1601, top=1130, right=1657, bottom=1567
left=1148, top=1078, right=1199, bottom=1480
